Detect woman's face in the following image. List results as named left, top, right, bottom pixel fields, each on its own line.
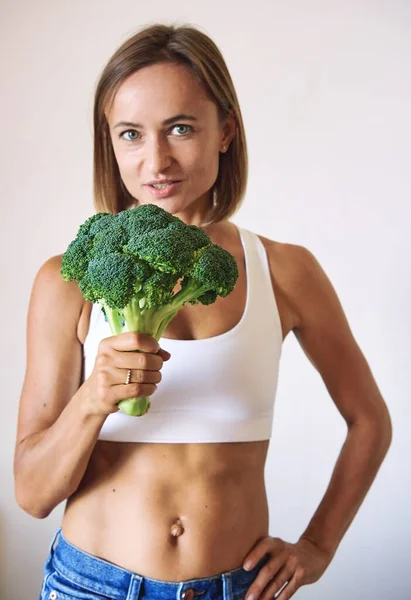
left=105, top=62, right=235, bottom=225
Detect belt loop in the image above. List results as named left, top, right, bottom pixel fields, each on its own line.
left=126, top=574, right=143, bottom=600
left=221, top=572, right=233, bottom=600
left=48, top=527, right=62, bottom=555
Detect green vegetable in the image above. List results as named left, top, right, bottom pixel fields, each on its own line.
left=61, top=204, right=239, bottom=417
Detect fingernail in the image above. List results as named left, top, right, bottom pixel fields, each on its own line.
left=246, top=595, right=254, bottom=600
left=243, top=561, right=253, bottom=571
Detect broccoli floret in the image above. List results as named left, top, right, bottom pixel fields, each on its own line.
left=117, top=203, right=175, bottom=238
left=76, top=212, right=111, bottom=237
left=61, top=235, right=94, bottom=281
left=61, top=203, right=239, bottom=417
left=125, top=221, right=211, bottom=274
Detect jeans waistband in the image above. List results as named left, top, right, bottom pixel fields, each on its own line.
left=49, top=528, right=269, bottom=600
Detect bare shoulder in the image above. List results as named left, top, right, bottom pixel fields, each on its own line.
left=256, top=233, right=295, bottom=262
left=254, top=233, right=313, bottom=336
left=33, top=254, right=91, bottom=342
left=256, top=234, right=324, bottom=321
left=34, top=254, right=81, bottom=301
left=254, top=229, right=354, bottom=341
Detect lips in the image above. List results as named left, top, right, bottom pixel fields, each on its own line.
left=146, top=179, right=181, bottom=186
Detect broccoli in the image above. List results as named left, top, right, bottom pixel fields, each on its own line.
left=61, top=204, right=239, bottom=417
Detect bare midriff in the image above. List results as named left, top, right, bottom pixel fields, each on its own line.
left=62, top=439, right=270, bottom=580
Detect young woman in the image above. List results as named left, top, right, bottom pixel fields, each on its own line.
left=14, top=23, right=392, bottom=600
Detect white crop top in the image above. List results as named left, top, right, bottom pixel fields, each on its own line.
left=82, top=227, right=283, bottom=443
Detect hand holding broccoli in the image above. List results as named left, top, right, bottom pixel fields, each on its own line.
left=80, top=332, right=171, bottom=418
left=61, top=203, right=239, bottom=417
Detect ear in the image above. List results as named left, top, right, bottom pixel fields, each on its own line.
left=220, top=111, right=237, bottom=153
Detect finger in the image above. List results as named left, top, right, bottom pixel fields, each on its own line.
left=109, top=381, right=158, bottom=403
left=243, top=537, right=283, bottom=571
left=116, top=367, right=162, bottom=386
left=276, top=573, right=299, bottom=600
left=113, top=350, right=164, bottom=372
left=260, top=565, right=293, bottom=600
left=157, top=348, right=171, bottom=361
left=102, top=332, right=160, bottom=354
left=245, top=553, right=287, bottom=600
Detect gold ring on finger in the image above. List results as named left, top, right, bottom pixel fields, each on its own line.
left=125, top=369, right=132, bottom=385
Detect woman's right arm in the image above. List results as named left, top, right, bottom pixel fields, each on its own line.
left=14, top=255, right=167, bottom=519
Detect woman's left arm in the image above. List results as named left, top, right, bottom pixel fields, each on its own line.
left=243, top=244, right=392, bottom=600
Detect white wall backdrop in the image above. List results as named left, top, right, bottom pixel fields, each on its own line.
left=1, top=1, right=410, bottom=598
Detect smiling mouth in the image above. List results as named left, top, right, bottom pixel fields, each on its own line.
left=145, top=180, right=183, bottom=197
left=146, top=179, right=182, bottom=186
left=150, top=181, right=180, bottom=189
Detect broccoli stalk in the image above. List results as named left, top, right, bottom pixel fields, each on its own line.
left=61, top=204, right=238, bottom=417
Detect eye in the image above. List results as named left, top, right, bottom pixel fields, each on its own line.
left=120, top=130, right=139, bottom=141
left=118, top=124, right=193, bottom=142
left=171, top=124, right=193, bottom=136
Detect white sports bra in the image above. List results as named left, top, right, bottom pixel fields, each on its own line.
left=82, top=226, right=283, bottom=443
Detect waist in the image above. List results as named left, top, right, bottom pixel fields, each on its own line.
left=62, top=440, right=269, bottom=580
left=44, top=528, right=270, bottom=600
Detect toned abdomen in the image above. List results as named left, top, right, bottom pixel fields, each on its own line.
left=62, top=439, right=270, bottom=580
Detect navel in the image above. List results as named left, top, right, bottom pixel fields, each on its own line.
left=170, top=518, right=185, bottom=538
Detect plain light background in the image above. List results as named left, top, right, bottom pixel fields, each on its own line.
left=1, top=1, right=410, bottom=598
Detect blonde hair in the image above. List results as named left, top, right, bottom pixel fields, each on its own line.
left=93, top=23, right=248, bottom=224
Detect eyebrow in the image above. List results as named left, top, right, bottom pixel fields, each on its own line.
left=113, top=113, right=198, bottom=129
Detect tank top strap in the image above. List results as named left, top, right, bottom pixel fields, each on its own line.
left=237, top=226, right=282, bottom=341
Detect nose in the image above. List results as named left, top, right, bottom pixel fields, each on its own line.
left=146, top=136, right=173, bottom=175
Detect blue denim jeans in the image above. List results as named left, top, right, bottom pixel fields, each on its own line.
left=40, top=528, right=269, bottom=600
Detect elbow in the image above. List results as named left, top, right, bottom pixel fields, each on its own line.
left=383, top=409, right=393, bottom=447
left=371, top=413, right=393, bottom=473
left=15, top=497, right=51, bottom=520
left=13, top=448, right=57, bottom=519
left=350, top=403, right=393, bottom=456
left=374, top=401, right=393, bottom=453
left=14, top=481, right=53, bottom=519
